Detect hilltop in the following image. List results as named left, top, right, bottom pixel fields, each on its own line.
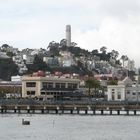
left=0, top=41, right=136, bottom=80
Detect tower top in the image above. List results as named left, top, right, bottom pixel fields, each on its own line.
left=66, top=25, right=71, bottom=47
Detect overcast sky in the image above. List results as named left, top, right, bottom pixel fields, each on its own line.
left=0, top=0, right=140, bottom=67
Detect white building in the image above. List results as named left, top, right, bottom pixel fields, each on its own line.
left=11, top=75, right=22, bottom=82
left=107, top=77, right=140, bottom=101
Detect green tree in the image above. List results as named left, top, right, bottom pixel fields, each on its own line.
left=85, top=77, right=100, bottom=96
left=107, top=80, right=118, bottom=85
left=26, top=55, right=48, bottom=73
left=0, top=58, right=18, bottom=80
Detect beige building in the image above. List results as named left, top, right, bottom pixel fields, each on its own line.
left=22, top=76, right=80, bottom=100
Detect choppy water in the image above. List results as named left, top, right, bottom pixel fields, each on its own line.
left=0, top=114, right=140, bottom=140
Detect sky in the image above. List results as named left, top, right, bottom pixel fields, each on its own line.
left=0, top=0, right=140, bottom=67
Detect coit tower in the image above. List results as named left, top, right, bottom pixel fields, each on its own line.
left=66, top=25, right=71, bottom=47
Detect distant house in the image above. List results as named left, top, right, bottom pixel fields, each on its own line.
left=23, top=54, right=35, bottom=64
left=11, top=75, right=22, bottom=82
left=0, top=52, right=10, bottom=59
left=59, top=51, right=75, bottom=67
left=107, top=77, right=140, bottom=101
left=43, top=56, right=59, bottom=66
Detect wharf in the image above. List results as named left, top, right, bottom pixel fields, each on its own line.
left=0, top=104, right=140, bottom=115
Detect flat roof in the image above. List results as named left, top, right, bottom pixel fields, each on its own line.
left=22, top=76, right=80, bottom=82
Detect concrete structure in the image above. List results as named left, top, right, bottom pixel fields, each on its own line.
left=22, top=76, right=80, bottom=100
left=66, top=25, right=71, bottom=47
left=11, top=75, right=22, bottom=82
left=107, top=77, right=140, bottom=101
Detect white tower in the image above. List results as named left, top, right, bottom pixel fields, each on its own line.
left=66, top=25, right=71, bottom=47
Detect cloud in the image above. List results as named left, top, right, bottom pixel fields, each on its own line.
left=73, top=15, right=140, bottom=67
left=0, top=0, right=139, bottom=67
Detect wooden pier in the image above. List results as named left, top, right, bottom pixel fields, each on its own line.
left=0, top=104, right=140, bottom=115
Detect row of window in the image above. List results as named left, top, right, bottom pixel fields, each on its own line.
left=26, top=91, right=70, bottom=96
left=127, top=91, right=140, bottom=95
left=26, top=82, right=36, bottom=87
left=26, top=82, right=78, bottom=89
left=112, top=89, right=140, bottom=95
left=41, top=92, right=65, bottom=95
left=111, top=93, right=121, bottom=100
left=42, top=82, right=77, bottom=89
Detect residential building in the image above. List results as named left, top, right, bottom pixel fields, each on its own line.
left=59, top=51, right=75, bottom=67
left=43, top=56, right=59, bottom=66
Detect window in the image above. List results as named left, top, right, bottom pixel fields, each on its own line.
left=73, top=84, right=77, bottom=89
left=42, top=82, right=53, bottom=89
left=68, top=83, right=73, bottom=88
left=48, top=82, right=53, bottom=88
left=117, top=92, right=121, bottom=99
left=41, top=92, right=45, bottom=95
left=68, top=83, right=78, bottom=89
left=56, top=83, right=61, bottom=88
left=61, top=83, right=65, bottom=88
left=132, top=92, right=136, bottom=95
left=26, top=82, right=36, bottom=87
left=112, top=89, right=115, bottom=91
left=127, top=91, right=130, bottom=94
left=112, top=93, right=115, bottom=100
left=27, top=91, right=35, bottom=95
left=42, top=82, right=47, bottom=89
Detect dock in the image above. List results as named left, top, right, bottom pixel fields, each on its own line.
left=0, top=104, right=140, bottom=115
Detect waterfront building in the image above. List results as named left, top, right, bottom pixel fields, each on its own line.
left=0, top=81, right=21, bottom=98
left=22, top=76, right=80, bottom=100
left=107, top=77, right=140, bottom=101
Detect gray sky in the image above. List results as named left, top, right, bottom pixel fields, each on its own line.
left=0, top=0, right=140, bottom=67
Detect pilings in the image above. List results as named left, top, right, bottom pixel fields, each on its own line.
left=0, top=105, right=139, bottom=115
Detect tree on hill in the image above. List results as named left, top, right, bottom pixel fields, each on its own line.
left=0, top=58, right=18, bottom=80
left=91, top=49, right=98, bottom=55
left=100, top=46, right=107, bottom=54
left=47, top=41, right=60, bottom=56
left=26, top=55, right=48, bottom=74
left=1, top=44, right=10, bottom=52
left=121, top=55, right=128, bottom=67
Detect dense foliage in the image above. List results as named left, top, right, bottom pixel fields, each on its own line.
left=0, top=58, right=18, bottom=80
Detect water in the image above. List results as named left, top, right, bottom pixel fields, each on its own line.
left=0, top=114, right=140, bottom=140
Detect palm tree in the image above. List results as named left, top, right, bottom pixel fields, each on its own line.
left=121, top=55, right=128, bottom=67
left=85, top=77, right=100, bottom=96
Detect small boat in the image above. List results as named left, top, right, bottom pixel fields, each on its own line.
left=22, top=119, right=30, bottom=125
